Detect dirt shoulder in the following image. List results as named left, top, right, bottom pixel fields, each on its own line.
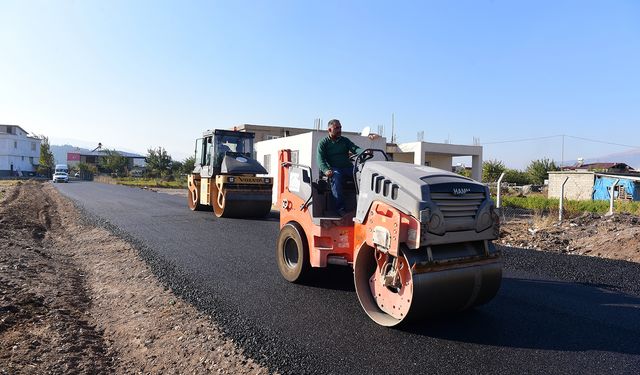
left=0, top=181, right=269, bottom=374
left=499, top=212, right=640, bottom=263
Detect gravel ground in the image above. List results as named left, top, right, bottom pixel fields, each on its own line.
left=0, top=181, right=271, bottom=374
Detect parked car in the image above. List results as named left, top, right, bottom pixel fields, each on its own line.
left=52, top=172, right=69, bottom=183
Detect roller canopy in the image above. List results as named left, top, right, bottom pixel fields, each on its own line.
left=220, top=154, right=268, bottom=175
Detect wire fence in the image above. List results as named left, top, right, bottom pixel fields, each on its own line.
left=498, top=206, right=536, bottom=224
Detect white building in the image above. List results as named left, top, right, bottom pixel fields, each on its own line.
left=387, top=141, right=483, bottom=181
left=0, top=124, right=41, bottom=177
left=254, top=130, right=486, bottom=204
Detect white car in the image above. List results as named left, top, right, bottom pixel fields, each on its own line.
left=52, top=172, right=69, bottom=183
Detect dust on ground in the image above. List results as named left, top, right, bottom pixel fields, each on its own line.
left=0, top=181, right=269, bottom=374
left=499, top=212, right=640, bottom=262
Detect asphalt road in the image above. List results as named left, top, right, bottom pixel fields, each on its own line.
left=55, top=181, right=640, bottom=374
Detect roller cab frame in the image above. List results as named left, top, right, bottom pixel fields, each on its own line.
left=187, top=129, right=273, bottom=218
left=276, top=149, right=502, bottom=326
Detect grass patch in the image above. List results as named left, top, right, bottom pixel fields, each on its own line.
left=498, top=195, right=640, bottom=216
left=114, top=177, right=187, bottom=189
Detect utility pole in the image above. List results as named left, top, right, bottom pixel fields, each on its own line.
left=391, top=113, right=396, bottom=143
left=561, top=134, right=565, bottom=169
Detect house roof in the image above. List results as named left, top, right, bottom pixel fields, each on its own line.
left=67, top=147, right=144, bottom=158
left=562, top=162, right=632, bottom=171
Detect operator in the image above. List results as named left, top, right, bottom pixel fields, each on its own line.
left=317, top=119, right=375, bottom=216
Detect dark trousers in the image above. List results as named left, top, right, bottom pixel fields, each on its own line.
left=330, top=167, right=353, bottom=212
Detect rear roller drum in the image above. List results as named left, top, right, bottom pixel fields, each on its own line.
left=276, top=223, right=310, bottom=283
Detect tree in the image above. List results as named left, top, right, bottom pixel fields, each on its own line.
left=37, top=135, right=55, bottom=177
left=181, top=155, right=195, bottom=175
left=526, top=158, right=558, bottom=185
left=482, top=159, right=506, bottom=183
left=503, top=168, right=531, bottom=186
left=77, top=162, right=98, bottom=180
left=100, top=149, right=129, bottom=176
left=146, top=147, right=173, bottom=177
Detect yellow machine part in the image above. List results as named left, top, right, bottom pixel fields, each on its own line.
left=196, top=175, right=272, bottom=218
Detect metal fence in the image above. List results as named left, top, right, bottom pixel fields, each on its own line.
left=498, top=206, right=536, bottom=224
left=493, top=172, right=623, bottom=224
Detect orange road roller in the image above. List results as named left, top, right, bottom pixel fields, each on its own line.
left=276, top=149, right=502, bottom=326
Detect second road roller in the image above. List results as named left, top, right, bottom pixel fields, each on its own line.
left=276, top=148, right=502, bottom=326
left=187, top=129, right=272, bottom=218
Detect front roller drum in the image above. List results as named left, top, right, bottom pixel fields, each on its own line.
left=213, top=188, right=272, bottom=218
left=354, top=245, right=502, bottom=327
left=187, top=175, right=206, bottom=211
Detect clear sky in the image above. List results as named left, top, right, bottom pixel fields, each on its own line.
left=1, top=0, right=639, bottom=168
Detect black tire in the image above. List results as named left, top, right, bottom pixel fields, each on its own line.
left=276, top=222, right=310, bottom=283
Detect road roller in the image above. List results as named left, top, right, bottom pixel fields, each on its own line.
left=276, top=149, right=502, bottom=326
left=187, top=129, right=272, bottom=218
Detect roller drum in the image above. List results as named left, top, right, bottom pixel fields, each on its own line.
left=354, top=245, right=502, bottom=327
left=214, top=189, right=272, bottom=218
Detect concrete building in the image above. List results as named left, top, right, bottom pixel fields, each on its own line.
left=67, top=148, right=146, bottom=170
left=386, top=141, right=483, bottom=181
left=233, top=124, right=312, bottom=142
left=236, top=124, right=484, bottom=180
left=255, top=131, right=387, bottom=204
left=0, top=124, right=41, bottom=177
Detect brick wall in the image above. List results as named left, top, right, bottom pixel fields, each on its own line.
left=548, top=172, right=594, bottom=200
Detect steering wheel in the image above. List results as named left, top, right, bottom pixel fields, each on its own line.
left=351, top=149, right=390, bottom=193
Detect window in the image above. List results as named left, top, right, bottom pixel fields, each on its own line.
left=22, top=156, right=25, bottom=161
left=263, top=154, right=271, bottom=174
left=30, top=157, right=34, bottom=164
left=291, top=150, right=299, bottom=165
left=266, top=135, right=280, bottom=140
left=31, top=142, right=36, bottom=151
left=14, top=141, right=17, bottom=148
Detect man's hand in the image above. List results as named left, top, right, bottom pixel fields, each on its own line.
left=325, top=169, right=334, bottom=178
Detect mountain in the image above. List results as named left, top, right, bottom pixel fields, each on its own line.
left=564, top=149, right=640, bottom=170
left=590, top=149, right=640, bottom=169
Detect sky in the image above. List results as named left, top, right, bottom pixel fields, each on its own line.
left=1, top=0, right=639, bottom=169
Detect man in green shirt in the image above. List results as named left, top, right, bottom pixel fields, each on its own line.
left=317, top=119, right=363, bottom=216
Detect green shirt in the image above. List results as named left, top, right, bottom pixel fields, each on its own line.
left=317, top=136, right=362, bottom=174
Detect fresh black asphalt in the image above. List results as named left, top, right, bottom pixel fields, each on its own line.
left=55, top=181, right=640, bottom=374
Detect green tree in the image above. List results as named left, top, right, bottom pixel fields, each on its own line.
left=503, top=168, right=531, bottom=186
left=77, top=162, right=98, bottom=180
left=37, top=135, right=55, bottom=177
left=181, top=155, right=195, bottom=175
left=482, top=159, right=506, bottom=183
left=100, top=149, right=129, bottom=176
left=146, top=147, right=173, bottom=177
left=526, top=158, right=558, bottom=185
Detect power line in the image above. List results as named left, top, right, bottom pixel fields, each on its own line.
left=564, top=135, right=640, bottom=149
left=481, top=135, right=563, bottom=145
left=482, top=134, right=640, bottom=149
